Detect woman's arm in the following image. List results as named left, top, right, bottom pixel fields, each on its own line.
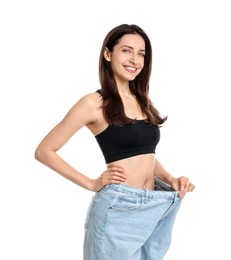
left=154, top=159, right=195, bottom=197
left=34, top=92, right=126, bottom=191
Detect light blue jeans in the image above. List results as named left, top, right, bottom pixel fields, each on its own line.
left=84, top=178, right=182, bottom=260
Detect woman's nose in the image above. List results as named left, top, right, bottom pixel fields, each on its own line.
left=129, top=54, right=139, bottom=64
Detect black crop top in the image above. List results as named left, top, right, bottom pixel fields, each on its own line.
left=95, top=120, right=160, bottom=164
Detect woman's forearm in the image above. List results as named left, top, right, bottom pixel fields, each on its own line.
left=35, top=149, right=93, bottom=190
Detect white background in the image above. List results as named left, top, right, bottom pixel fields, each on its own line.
left=1, top=0, right=231, bottom=259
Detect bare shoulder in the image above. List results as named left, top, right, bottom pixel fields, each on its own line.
left=77, top=91, right=102, bottom=108
left=66, top=91, right=103, bottom=125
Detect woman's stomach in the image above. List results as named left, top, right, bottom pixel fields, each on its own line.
left=107, top=153, right=156, bottom=190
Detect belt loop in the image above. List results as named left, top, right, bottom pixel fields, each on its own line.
left=141, top=191, right=145, bottom=204
left=144, top=190, right=149, bottom=204
left=102, top=184, right=110, bottom=191
left=174, top=191, right=179, bottom=202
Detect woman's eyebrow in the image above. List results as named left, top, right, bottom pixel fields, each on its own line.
left=121, top=45, right=146, bottom=52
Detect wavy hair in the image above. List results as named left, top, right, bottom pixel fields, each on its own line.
left=98, top=24, right=167, bottom=126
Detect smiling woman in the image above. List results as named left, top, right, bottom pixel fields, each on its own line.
left=34, top=23, right=195, bottom=260
left=103, top=34, right=146, bottom=82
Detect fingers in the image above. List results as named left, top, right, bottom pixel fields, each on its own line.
left=91, top=167, right=127, bottom=192
left=178, top=177, right=195, bottom=198
left=101, top=167, right=127, bottom=185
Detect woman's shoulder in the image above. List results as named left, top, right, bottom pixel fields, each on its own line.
left=65, top=90, right=103, bottom=126
left=75, top=90, right=104, bottom=126
left=70, top=90, right=102, bottom=118
left=77, top=90, right=102, bottom=108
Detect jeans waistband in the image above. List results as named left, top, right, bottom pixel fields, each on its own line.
left=102, top=184, right=180, bottom=202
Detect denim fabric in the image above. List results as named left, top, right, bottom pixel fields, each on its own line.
left=84, top=178, right=182, bottom=260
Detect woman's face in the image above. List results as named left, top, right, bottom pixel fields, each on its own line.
left=104, top=34, right=145, bottom=85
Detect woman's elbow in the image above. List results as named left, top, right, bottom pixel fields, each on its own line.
left=34, top=146, right=46, bottom=163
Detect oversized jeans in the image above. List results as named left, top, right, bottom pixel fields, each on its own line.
left=84, top=178, right=182, bottom=260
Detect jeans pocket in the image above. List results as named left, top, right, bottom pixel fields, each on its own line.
left=110, top=194, right=142, bottom=211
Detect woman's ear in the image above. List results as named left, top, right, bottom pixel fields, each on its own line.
left=104, top=47, right=111, bottom=61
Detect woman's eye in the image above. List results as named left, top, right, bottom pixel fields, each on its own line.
left=122, top=49, right=130, bottom=53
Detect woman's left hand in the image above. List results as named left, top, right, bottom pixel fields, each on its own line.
left=170, top=176, right=195, bottom=198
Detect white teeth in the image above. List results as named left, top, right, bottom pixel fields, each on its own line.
left=126, top=67, right=136, bottom=71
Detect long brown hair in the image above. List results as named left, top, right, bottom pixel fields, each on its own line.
left=98, top=24, right=167, bottom=126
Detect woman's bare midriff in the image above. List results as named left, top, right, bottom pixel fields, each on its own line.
left=107, top=154, right=156, bottom=190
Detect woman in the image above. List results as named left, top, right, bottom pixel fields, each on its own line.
left=35, top=24, right=195, bottom=260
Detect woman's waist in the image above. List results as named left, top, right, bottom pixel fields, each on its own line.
left=107, top=153, right=156, bottom=169
left=107, top=154, right=156, bottom=190
left=122, top=178, right=154, bottom=190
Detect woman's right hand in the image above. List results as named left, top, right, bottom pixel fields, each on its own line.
left=91, top=167, right=127, bottom=192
